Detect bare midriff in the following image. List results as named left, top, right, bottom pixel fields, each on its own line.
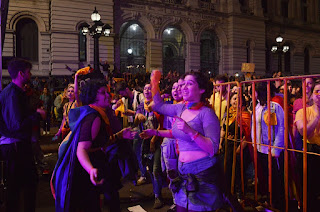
left=179, top=150, right=209, bottom=163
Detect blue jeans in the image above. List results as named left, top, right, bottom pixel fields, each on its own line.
left=133, top=138, right=147, bottom=177
left=150, top=141, right=163, bottom=198
left=161, top=138, right=178, bottom=173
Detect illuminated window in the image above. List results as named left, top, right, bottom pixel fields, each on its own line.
left=120, top=22, right=146, bottom=73
left=162, top=27, right=186, bottom=75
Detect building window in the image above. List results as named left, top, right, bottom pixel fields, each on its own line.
left=79, top=24, right=87, bottom=62
left=162, top=27, right=186, bottom=75
left=302, top=0, right=308, bottom=22
left=239, top=0, right=249, bottom=13
left=304, top=48, right=310, bottom=74
left=281, top=0, right=289, bottom=18
left=120, top=22, right=146, bottom=73
left=16, top=18, right=38, bottom=61
left=200, top=30, right=219, bottom=76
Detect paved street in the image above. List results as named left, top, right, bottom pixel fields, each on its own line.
left=28, top=127, right=267, bottom=212
left=36, top=127, right=173, bottom=212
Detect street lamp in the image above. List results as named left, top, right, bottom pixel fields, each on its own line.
left=82, top=7, right=112, bottom=73
left=271, top=35, right=289, bottom=72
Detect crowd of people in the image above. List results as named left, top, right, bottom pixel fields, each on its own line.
left=1, top=57, right=320, bottom=212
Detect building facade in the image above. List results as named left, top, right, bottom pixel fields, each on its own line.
left=2, top=0, right=320, bottom=77
left=2, top=0, right=114, bottom=76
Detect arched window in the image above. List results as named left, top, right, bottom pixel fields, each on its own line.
left=16, top=18, right=38, bottom=61
left=162, top=27, right=186, bottom=75
left=78, top=24, right=88, bottom=62
left=304, top=48, right=310, bottom=74
left=200, top=30, right=219, bottom=75
left=120, top=22, right=146, bottom=73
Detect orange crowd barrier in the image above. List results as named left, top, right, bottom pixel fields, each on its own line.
left=214, top=74, right=320, bottom=212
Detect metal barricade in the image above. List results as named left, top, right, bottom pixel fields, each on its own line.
left=214, top=74, right=320, bottom=212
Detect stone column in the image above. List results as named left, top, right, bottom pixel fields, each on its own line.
left=188, top=42, right=201, bottom=71
left=149, top=38, right=162, bottom=72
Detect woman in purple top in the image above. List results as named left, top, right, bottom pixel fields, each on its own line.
left=146, top=72, right=224, bottom=211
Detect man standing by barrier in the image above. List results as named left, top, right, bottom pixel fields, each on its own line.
left=0, top=58, right=45, bottom=212
left=295, top=82, right=320, bottom=211
left=210, top=75, right=228, bottom=125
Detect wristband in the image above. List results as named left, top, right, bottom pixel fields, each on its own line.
left=191, top=132, right=200, bottom=141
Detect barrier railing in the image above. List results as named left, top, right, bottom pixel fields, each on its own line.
left=214, top=74, right=320, bottom=212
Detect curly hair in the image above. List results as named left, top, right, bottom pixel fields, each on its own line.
left=80, top=79, right=108, bottom=105
left=185, top=71, right=212, bottom=102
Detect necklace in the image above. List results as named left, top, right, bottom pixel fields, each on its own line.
left=185, top=102, right=204, bottom=110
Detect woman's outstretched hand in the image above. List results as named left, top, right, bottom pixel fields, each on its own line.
left=139, top=129, right=156, bottom=139
left=89, top=168, right=104, bottom=186
left=121, top=128, right=137, bottom=140
left=151, top=70, right=161, bottom=96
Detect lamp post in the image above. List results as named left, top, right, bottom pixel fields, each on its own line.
left=271, top=35, right=289, bottom=72
left=82, top=7, right=112, bottom=73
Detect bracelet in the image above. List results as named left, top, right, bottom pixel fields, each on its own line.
left=191, top=132, right=200, bottom=141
